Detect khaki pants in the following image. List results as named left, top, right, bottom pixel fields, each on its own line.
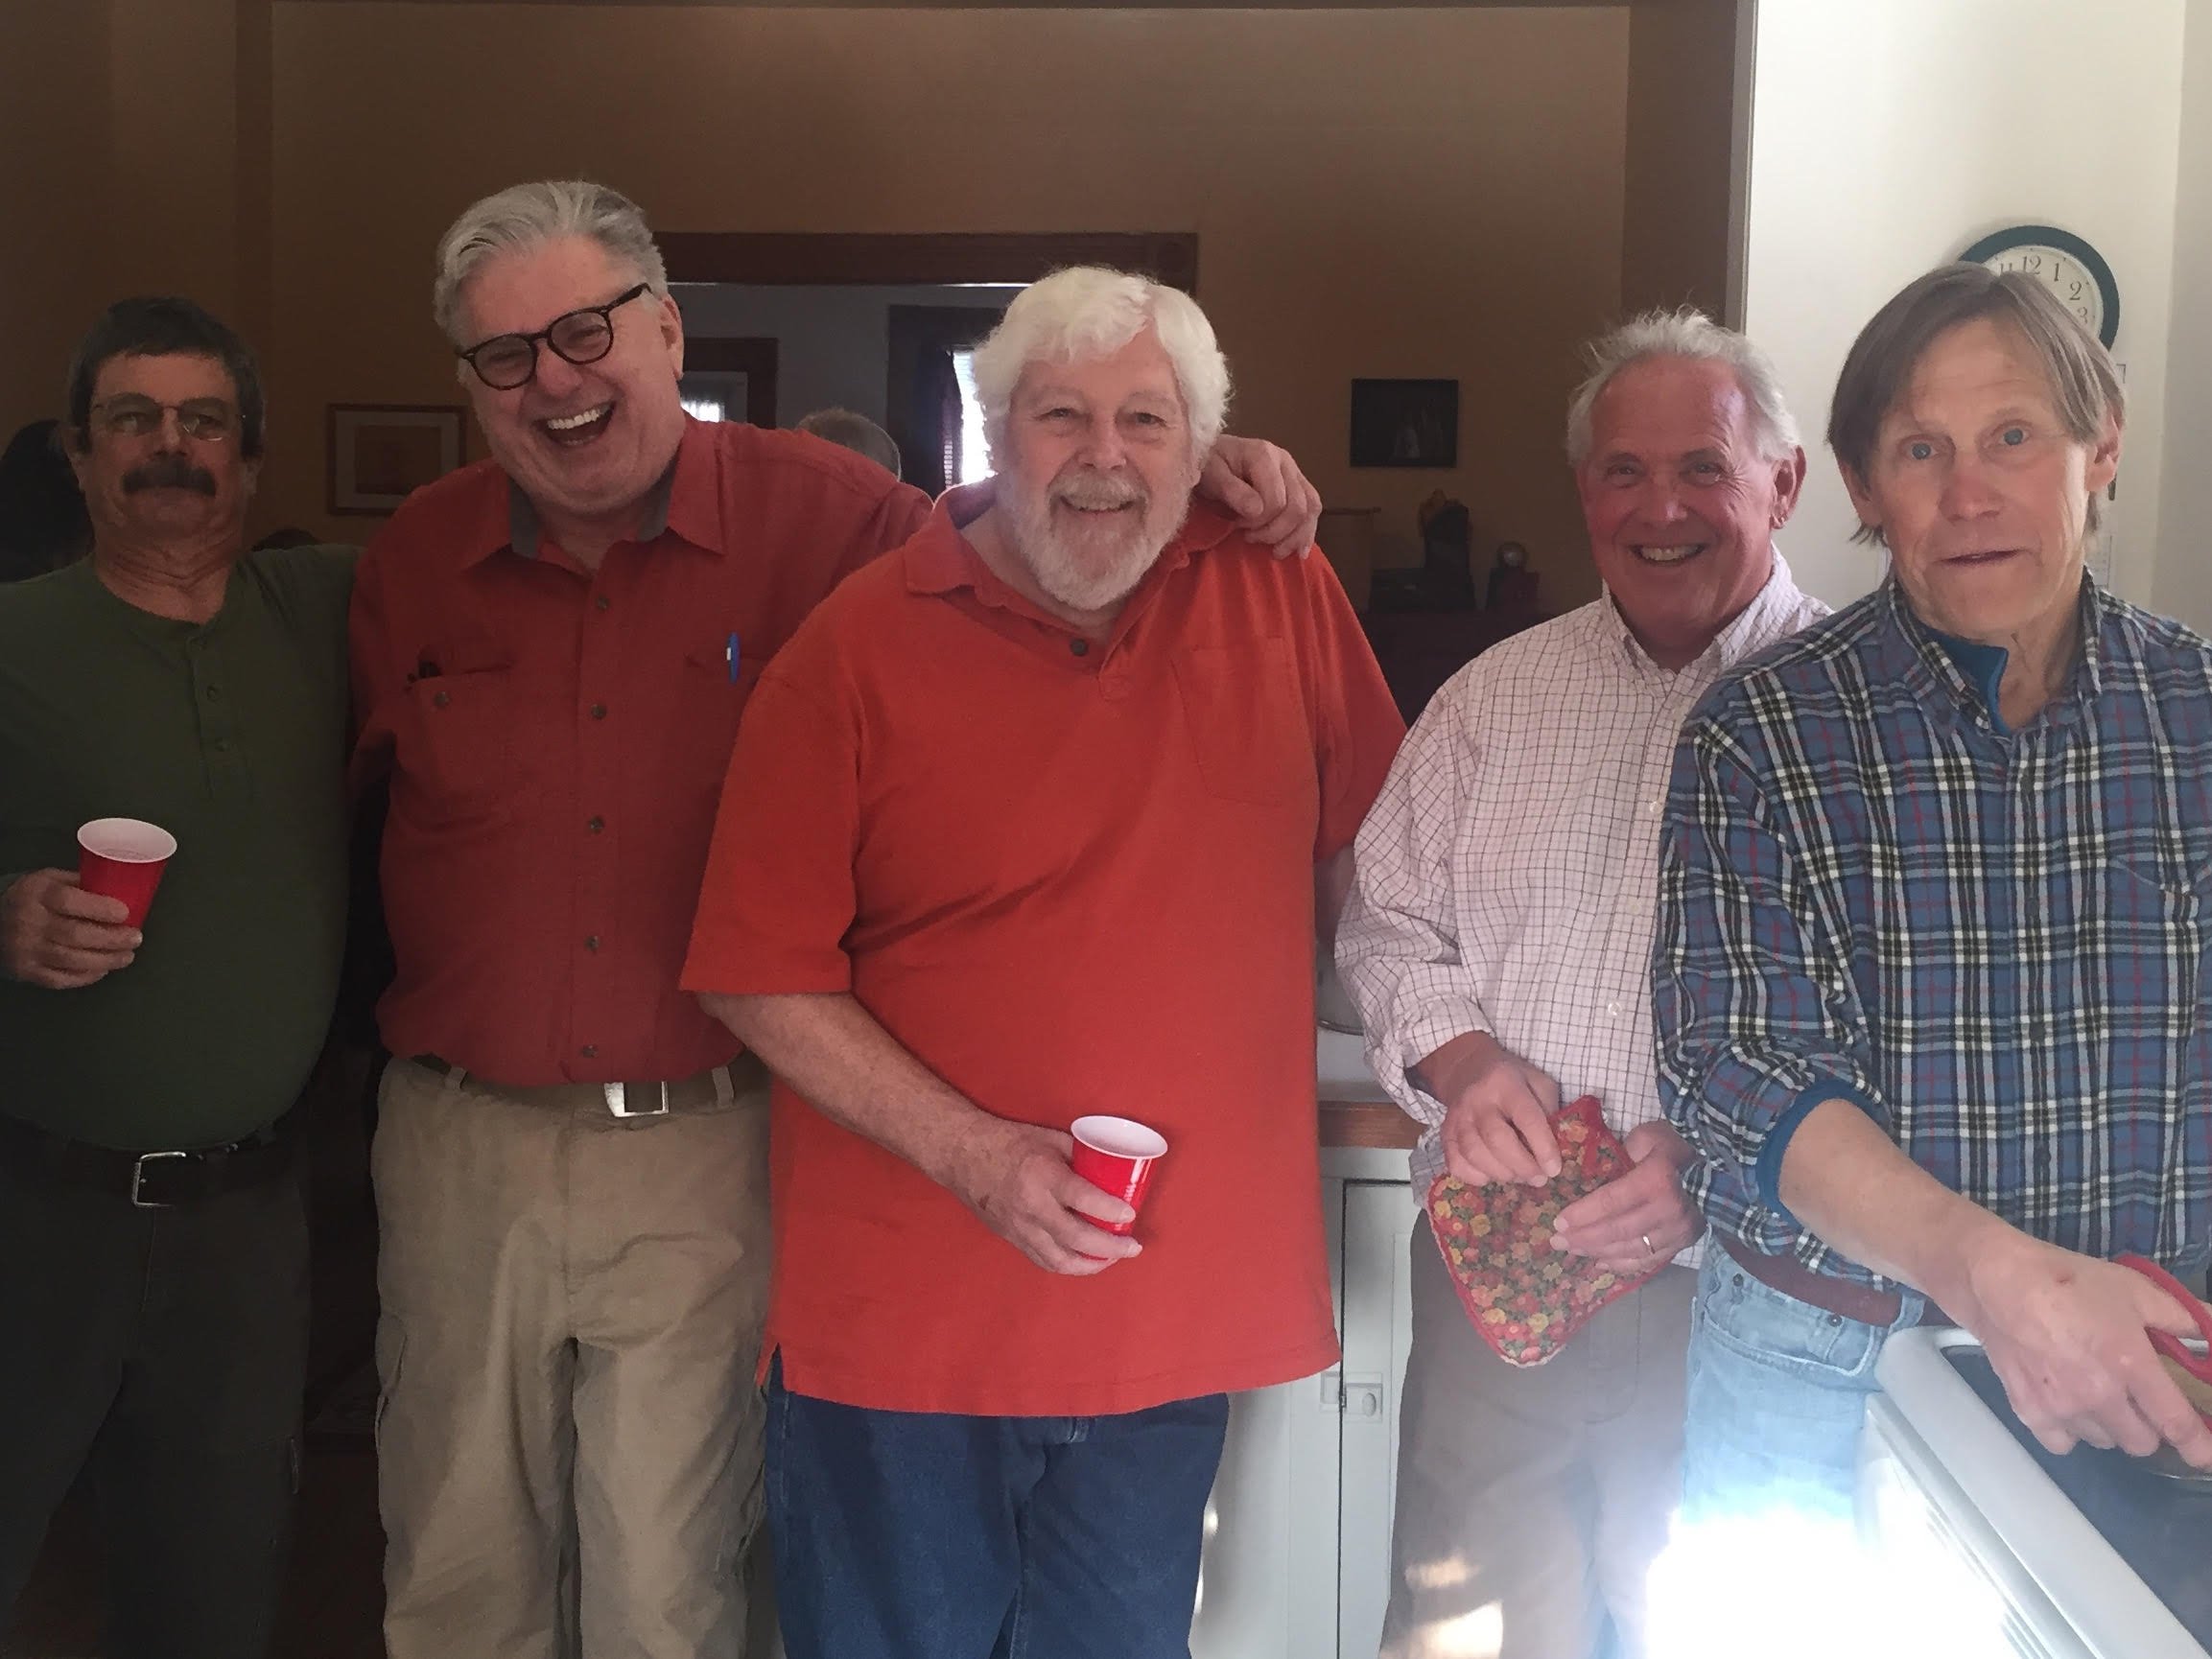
left=1378, top=1220, right=1693, bottom=1659
left=373, top=1055, right=773, bottom=1659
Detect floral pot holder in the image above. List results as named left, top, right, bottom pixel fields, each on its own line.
left=1424, top=1094, right=1661, bottom=1367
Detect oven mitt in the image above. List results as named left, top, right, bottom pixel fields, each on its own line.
left=1425, top=1094, right=1663, bottom=1367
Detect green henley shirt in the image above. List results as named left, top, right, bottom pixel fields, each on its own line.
left=0, top=547, right=355, bottom=1149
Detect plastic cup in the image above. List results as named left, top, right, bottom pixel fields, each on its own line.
left=1069, top=1114, right=1168, bottom=1235
left=76, top=817, right=177, bottom=927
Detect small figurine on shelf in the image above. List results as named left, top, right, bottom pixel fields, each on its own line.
left=1416, top=491, right=1475, bottom=609
left=1486, top=540, right=1539, bottom=614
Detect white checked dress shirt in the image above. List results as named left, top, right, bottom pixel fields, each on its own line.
left=1336, top=556, right=1826, bottom=1199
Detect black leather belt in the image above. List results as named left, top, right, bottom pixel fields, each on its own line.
left=0, top=1110, right=295, bottom=1208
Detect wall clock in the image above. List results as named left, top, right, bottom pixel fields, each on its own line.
left=1958, top=223, right=2119, bottom=348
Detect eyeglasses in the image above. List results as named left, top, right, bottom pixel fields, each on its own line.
left=90, top=396, right=238, bottom=442
left=456, top=283, right=652, bottom=390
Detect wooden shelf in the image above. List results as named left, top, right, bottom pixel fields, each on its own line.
left=1319, top=1099, right=1422, bottom=1151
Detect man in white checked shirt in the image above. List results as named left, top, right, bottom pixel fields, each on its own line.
left=1336, top=311, right=1826, bottom=1659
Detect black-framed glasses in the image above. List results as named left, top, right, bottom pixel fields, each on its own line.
left=90, top=395, right=238, bottom=442
left=456, top=282, right=652, bottom=390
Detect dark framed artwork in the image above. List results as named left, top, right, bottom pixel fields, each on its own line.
left=1350, top=379, right=1459, bottom=468
left=327, top=404, right=466, bottom=514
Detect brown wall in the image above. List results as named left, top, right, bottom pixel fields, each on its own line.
left=1620, top=0, right=1738, bottom=321
left=10, top=4, right=1641, bottom=613
left=1, top=1, right=270, bottom=446
left=261, top=3, right=1629, bottom=604
left=2, top=1, right=117, bottom=442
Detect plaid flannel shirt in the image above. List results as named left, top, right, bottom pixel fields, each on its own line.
left=1655, top=574, right=2212, bottom=1287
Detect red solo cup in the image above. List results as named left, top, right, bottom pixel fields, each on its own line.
left=1069, top=1114, right=1168, bottom=1235
left=76, top=817, right=177, bottom=928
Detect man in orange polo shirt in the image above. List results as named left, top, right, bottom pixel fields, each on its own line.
left=684, top=267, right=1404, bottom=1659
left=352, top=183, right=1328, bottom=1659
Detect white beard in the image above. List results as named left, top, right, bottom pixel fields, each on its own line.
left=1001, top=465, right=1196, bottom=614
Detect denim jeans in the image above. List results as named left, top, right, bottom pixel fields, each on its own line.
left=765, top=1356, right=1230, bottom=1659
left=1678, top=1252, right=1926, bottom=1524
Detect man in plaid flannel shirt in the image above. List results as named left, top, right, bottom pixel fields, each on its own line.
left=1655, top=263, right=2212, bottom=1522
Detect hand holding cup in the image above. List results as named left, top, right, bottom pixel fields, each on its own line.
left=0, top=868, right=141, bottom=990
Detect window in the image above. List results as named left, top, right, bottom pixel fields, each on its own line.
left=952, top=350, right=992, bottom=487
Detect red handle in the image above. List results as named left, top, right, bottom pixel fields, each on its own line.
left=2117, top=1253, right=2212, bottom=1385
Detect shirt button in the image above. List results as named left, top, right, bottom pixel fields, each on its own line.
left=1607, top=1000, right=1622, bottom=1016
left=588, top=702, right=607, bottom=720
left=580, top=1044, right=599, bottom=1060
left=1070, top=638, right=1090, bottom=658
left=584, top=935, right=600, bottom=952
left=433, top=689, right=451, bottom=710
left=205, top=683, right=223, bottom=701
left=594, top=595, right=611, bottom=612
left=586, top=815, right=604, bottom=833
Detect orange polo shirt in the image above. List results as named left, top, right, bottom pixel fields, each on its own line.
left=681, top=484, right=1405, bottom=1416
left=351, top=418, right=929, bottom=1086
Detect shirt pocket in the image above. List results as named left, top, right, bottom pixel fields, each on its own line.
left=680, top=643, right=761, bottom=805
left=2086, top=858, right=2205, bottom=1042
left=394, top=666, right=519, bottom=827
left=1169, top=640, right=1312, bottom=806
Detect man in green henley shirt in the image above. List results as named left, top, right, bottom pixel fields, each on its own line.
left=0, top=296, right=353, bottom=1659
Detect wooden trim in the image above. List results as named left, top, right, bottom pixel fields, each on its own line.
left=661, top=232, right=1199, bottom=294
left=1319, top=1100, right=1422, bottom=1151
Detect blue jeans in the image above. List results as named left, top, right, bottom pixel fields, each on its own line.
left=1679, top=1253, right=1926, bottom=1523
left=765, top=1357, right=1230, bottom=1659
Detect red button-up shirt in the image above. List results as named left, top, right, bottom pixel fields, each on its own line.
left=350, top=418, right=930, bottom=1085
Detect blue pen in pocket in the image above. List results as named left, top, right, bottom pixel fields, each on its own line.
left=725, top=632, right=741, bottom=684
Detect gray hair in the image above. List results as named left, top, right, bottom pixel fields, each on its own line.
left=795, top=407, right=903, bottom=479
left=971, top=267, right=1230, bottom=468
left=1564, top=308, right=1800, bottom=468
left=432, top=180, right=668, bottom=345
left=1828, top=263, right=2123, bottom=545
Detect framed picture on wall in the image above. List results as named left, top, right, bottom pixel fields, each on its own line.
left=1350, top=379, right=1459, bottom=468
left=326, top=404, right=466, bottom=515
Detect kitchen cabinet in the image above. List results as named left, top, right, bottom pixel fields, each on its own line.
left=1191, top=1145, right=1420, bottom=1659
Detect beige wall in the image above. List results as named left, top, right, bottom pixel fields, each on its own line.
left=2153, top=0, right=2212, bottom=633
left=258, top=4, right=1630, bottom=604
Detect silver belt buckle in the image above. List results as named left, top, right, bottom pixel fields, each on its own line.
left=130, top=1150, right=191, bottom=1207
left=603, top=1082, right=671, bottom=1119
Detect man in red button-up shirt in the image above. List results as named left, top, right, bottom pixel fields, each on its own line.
left=350, top=180, right=1327, bottom=1659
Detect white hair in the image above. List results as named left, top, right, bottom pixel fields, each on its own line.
left=1564, top=308, right=1800, bottom=466
left=432, top=179, right=668, bottom=344
left=972, top=267, right=1230, bottom=467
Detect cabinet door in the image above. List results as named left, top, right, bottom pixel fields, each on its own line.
left=1336, top=1180, right=1420, bottom=1657
left=1190, top=1176, right=1346, bottom=1659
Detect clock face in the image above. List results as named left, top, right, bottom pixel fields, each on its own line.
left=1959, top=225, right=2119, bottom=348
